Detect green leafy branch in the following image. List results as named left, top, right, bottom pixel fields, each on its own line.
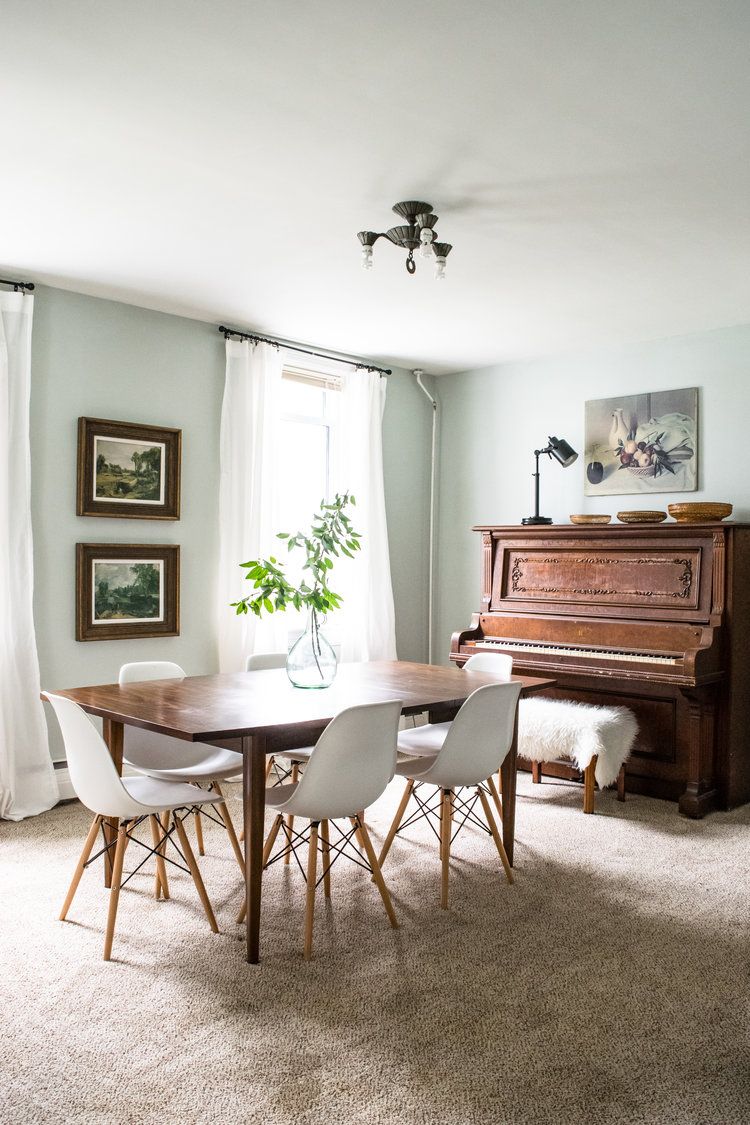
left=231, top=492, right=361, bottom=620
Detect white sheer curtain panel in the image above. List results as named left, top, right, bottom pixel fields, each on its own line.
left=0, top=290, right=58, bottom=820
left=217, top=338, right=287, bottom=672
left=334, top=369, right=397, bottom=662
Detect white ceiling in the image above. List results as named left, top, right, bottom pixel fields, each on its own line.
left=2, top=1, right=750, bottom=374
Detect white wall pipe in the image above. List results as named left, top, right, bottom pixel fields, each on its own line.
left=413, top=369, right=437, bottom=663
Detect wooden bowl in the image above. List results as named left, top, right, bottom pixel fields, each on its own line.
left=569, top=514, right=611, bottom=525
left=616, top=510, right=668, bottom=524
left=668, top=502, right=733, bottom=523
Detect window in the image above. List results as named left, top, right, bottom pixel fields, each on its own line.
left=276, top=366, right=341, bottom=644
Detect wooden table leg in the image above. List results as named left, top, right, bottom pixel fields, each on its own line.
left=102, top=719, right=124, bottom=887
left=243, top=733, right=267, bottom=964
left=499, top=710, right=519, bottom=867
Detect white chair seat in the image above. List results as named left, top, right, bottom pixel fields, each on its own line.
left=129, top=745, right=243, bottom=783
left=122, top=774, right=223, bottom=812
left=276, top=746, right=314, bottom=766
left=394, top=754, right=436, bottom=778
left=265, top=782, right=300, bottom=810
left=397, top=722, right=451, bottom=757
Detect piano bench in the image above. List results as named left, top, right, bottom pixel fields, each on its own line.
left=519, top=697, right=637, bottom=814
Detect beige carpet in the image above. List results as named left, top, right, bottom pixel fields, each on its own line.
left=1, top=774, right=748, bottom=1125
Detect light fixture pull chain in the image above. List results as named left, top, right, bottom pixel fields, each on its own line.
left=406, top=250, right=416, bottom=275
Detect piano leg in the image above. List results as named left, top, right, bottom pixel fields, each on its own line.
left=678, top=687, right=719, bottom=819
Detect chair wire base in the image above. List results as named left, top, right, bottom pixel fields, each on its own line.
left=84, top=806, right=204, bottom=890
left=265, top=815, right=372, bottom=887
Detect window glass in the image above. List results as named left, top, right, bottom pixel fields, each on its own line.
left=280, top=377, right=326, bottom=419
left=275, top=368, right=341, bottom=645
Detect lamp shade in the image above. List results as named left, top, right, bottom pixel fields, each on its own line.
left=548, top=436, right=577, bottom=468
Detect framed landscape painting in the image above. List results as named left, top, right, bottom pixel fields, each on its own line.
left=76, top=543, right=180, bottom=641
left=584, top=387, right=698, bottom=497
left=77, top=418, right=181, bottom=519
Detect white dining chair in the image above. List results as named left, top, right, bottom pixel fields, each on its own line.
left=245, top=652, right=288, bottom=672
left=119, top=662, right=244, bottom=873
left=237, top=699, right=403, bottom=960
left=378, top=681, right=522, bottom=909
left=43, top=692, right=221, bottom=961
left=394, top=652, right=513, bottom=815
left=397, top=651, right=513, bottom=760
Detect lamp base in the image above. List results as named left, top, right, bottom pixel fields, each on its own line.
left=521, top=515, right=553, bottom=525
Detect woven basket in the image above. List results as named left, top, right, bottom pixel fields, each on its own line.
left=626, top=464, right=656, bottom=478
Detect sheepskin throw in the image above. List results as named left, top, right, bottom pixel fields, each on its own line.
left=518, top=697, right=638, bottom=789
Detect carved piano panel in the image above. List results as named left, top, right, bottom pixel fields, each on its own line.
left=491, top=538, right=712, bottom=620
left=452, top=522, right=750, bottom=815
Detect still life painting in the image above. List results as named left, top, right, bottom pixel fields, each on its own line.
left=584, top=387, right=698, bottom=496
left=77, top=418, right=181, bottom=519
left=76, top=543, right=180, bottom=640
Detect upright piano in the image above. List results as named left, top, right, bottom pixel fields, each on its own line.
left=450, top=522, right=750, bottom=816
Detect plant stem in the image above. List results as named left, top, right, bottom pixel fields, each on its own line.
left=310, top=609, right=324, bottom=680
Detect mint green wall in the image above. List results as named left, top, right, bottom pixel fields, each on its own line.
left=434, top=324, right=750, bottom=664
left=30, top=287, right=431, bottom=759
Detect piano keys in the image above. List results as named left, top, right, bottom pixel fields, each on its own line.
left=450, top=522, right=750, bottom=816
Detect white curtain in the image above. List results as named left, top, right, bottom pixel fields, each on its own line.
left=0, top=291, right=58, bottom=820
left=333, top=369, right=397, bottom=662
left=217, top=338, right=286, bottom=672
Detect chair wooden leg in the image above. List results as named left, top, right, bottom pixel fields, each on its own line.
left=174, top=814, right=219, bottom=933
left=194, top=809, right=205, bottom=855
left=440, top=789, right=451, bottom=910
left=103, top=825, right=129, bottom=961
left=617, top=764, right=627, bottom=802
left=321, top=819, right=331, bottom=898
left=486, top=774, right=503, bottom=820
left=378, top=778, right=414, bottom=866
left=285, top=764, right=299, bottom=865
left=158, top=810, right=171, bottom=897
left=263, top=814, right=283, bottom=868
left=477, top=786, right=514, bottom=885
left=531, top=761, right=542, bottom=784
left=149, top=814, right=169, bottom=900
left=60, top=814, right=102, bottom=921
left=303, top=822, right=319, bottom=960
left=213, top=783, right=245, bottom=875
left=355, top=817, right=398, bottom=929
left=265, top=756, right=275, bottom=782
left=583, top=755, right=598, bottom=814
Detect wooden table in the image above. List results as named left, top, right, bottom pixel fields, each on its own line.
left=53, top=661, right=554, bottom=963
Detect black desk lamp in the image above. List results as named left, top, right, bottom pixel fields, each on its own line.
left=522, top=436, right=578, bottom=525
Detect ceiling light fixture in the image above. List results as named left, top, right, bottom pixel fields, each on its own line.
left=358, top=201, right=452, bottom=279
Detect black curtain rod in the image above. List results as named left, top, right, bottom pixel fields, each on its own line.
left=0, top=278, right=35, bottom=292
left=218, top=325, right=392, bottom=376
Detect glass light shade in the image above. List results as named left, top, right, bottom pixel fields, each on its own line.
left=361, top=246, right=373, bottom=270
left=434, top=256, right=447, bottom=280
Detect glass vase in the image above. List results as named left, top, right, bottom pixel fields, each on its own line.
left=286, top=610, right=337, bottom=689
